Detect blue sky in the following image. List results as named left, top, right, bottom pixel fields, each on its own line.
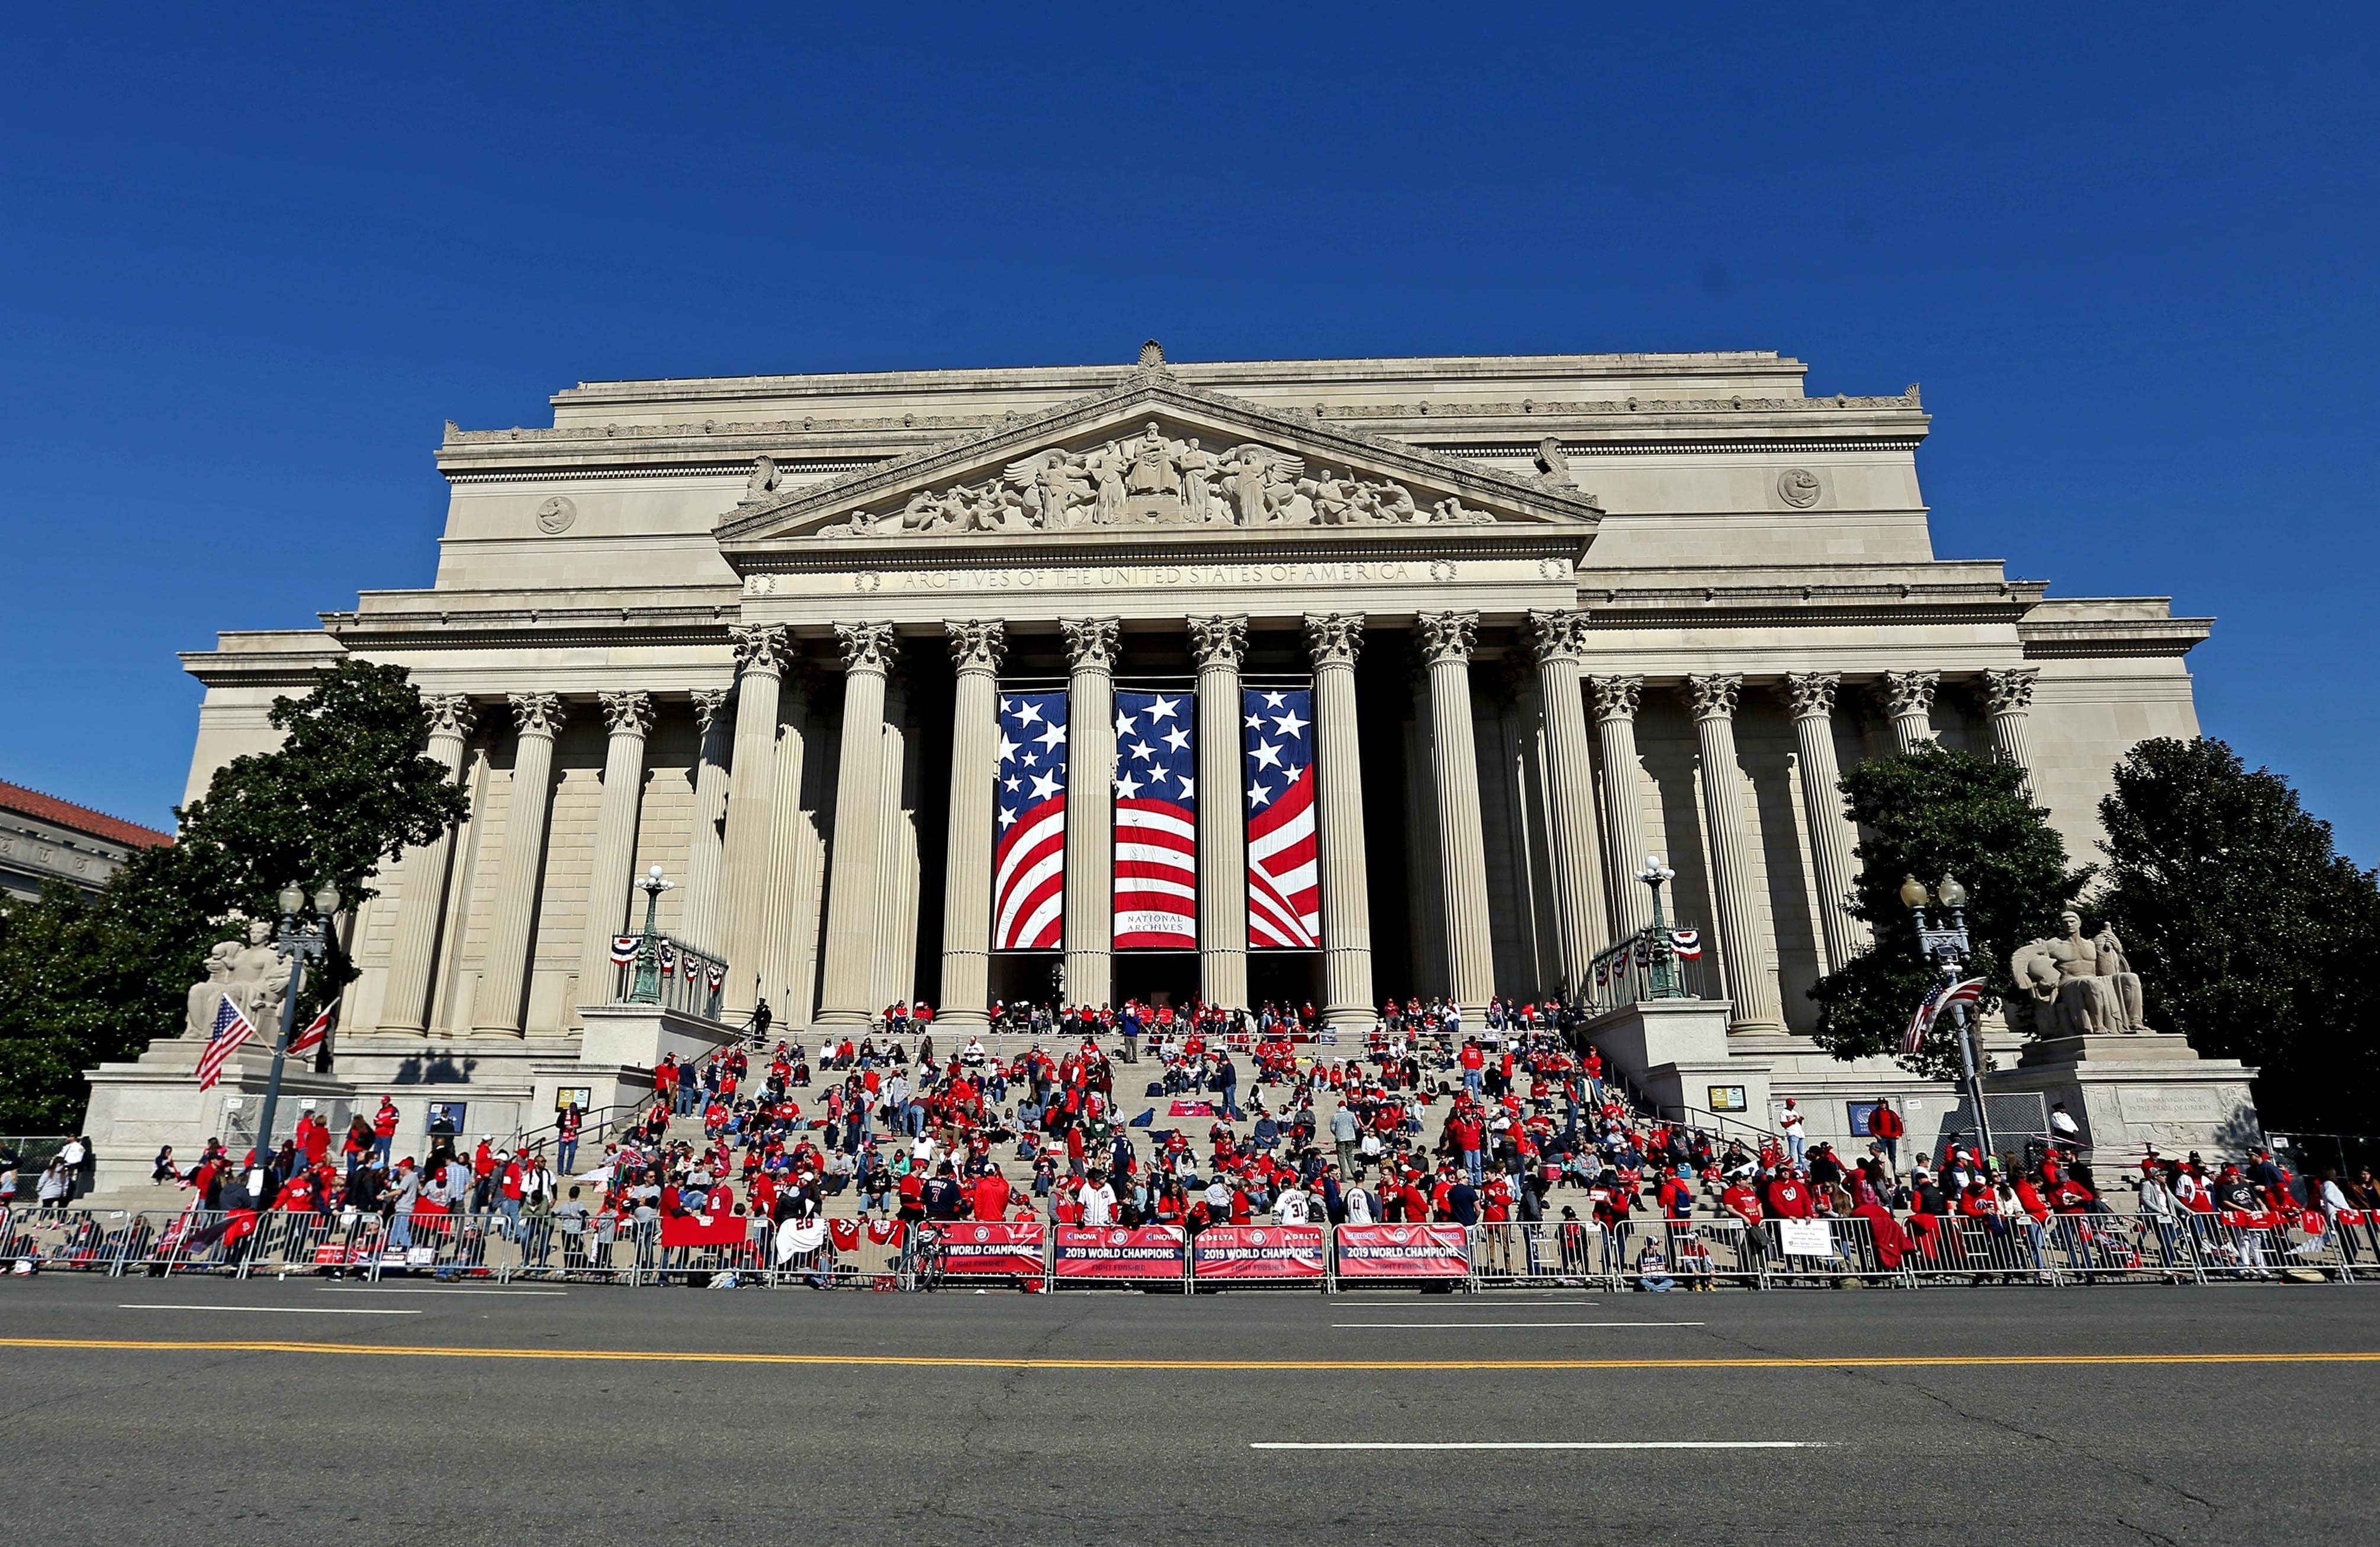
left=2, top=5, right=2373, bottom=861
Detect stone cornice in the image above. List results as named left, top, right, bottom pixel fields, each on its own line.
left=1581, top=574, right=2048, bottom=629
left=321, top=603, right=741, bottom=652
left=2018, top=614, right=2214, bottom=659
left=178, top=633, right=349, bottom=689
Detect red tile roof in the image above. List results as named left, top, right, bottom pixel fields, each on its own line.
left=0, top=780, right=175, bottom=851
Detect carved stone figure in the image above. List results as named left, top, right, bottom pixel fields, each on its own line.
left=1179, top=437, right=1223, bottom=523
left=182, top=940, right=241, bottom=1039
left=1124, top=422, right=1181, bottom=497
left=742, top=456, right=780, bottom=503
left=1221, top=445, right=1304, bottom=525
left=2010, top=909, right=2149, bottom=1036
left=221, top=919, right=292, bottom=1036
left=1086, top=443, right=1130, bottom=525
left=1535, top=436, right=1572, bottom=487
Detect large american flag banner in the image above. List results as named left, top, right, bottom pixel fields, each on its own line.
left=1113, top=689, right=1196, bottom=948
left=993, top=689, right=1069, bottom=950
left=1244, top=686, right=1320, bottom=950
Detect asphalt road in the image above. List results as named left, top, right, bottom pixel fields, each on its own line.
left=1, top=1275, right=2373, bottom=1546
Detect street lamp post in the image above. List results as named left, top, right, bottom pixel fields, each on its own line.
left=247, top=882, right=342, bottom=1195
left=629, top=865, right=674, bottom=1005
left=1901, top=873, right=1998, bottom=1168
left=1636, top=855, right=1680, bottom=1000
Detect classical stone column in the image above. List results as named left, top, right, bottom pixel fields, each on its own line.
left=1590, top=676, right=1654, bottom=940
left=1685, top=674, right=1785, bottom=1035
left=1784, top=673, right=1867, bottom=974
left=719, top=625, right=790, bottom=1019
left=382, top=695, right=475, bottom=1034
left=757, top=671, right=815, bottom=1018
left=1060, top=617, right=1121, bottom=1010
left=1305, top=613, right=1374, bottom=1033
left=1419, top=611, right=1495, bottom=1022
left=1883, top=670, right=1940, bottom=753
left=473, top=693, right=566, bottom=1036
left=937, top=620, right=1006, bottom=1032
left=678, top=689, right=732, bottom=954
left=1983, top=668, right=2041, bottom=797
left=575, top=691, right=655, bottom=1017
left=816, top=623, right=899, bottom=1027
left=1528, top=612, right=1609, bottom=1001
left=1189, top=615, right=1250, bottom=1011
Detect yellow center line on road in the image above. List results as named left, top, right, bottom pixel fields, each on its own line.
left=2, top=1339, right=2378, bottom=1372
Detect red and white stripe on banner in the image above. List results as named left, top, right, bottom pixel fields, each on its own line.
left=1192, top=1224, right=1326, bottom=1281
left=1244, top=685, right=1319, bottom=950
left=1052, top=1224, right=1188, bottom=1280
left=1113, top=689, right=1196, bottom=949
left=940, top=1220, right=1047, bottom=1276
left=993, top=690, right=1069, bottom=951
left=1334, top=1223, right=1471, bottom=1279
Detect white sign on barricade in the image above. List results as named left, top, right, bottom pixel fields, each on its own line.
left=1776, top=1219, right=1832, bottom=1258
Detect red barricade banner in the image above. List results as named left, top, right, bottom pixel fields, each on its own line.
left=1192, top=1224, right=1326, bottom=1281
left=941, top=1220, right=1047, bottom=1276
left=1334, top=1223, right=1470, bottom=1278
left=1053, top=1224, right=1188, bottom=1280
left=661, top=1212, right=751, bottom=1248
left=2219, top=1210, right=2280, bottom=1230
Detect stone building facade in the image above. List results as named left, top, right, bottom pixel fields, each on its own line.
left=0, top=780, right=173, bottom=902
left=108, top=347, right=2237, bottom=1180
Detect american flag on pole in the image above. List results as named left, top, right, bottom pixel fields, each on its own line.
left=1112, top=689, right=1196, bottom=949
left=195, top=993, right=257, bottom=1091
left=1903, top=976, right=1985, bottom=1056
left=1244, top=686, right=1319, bottom=950
left=286, top=1005, right=332, bottom=1057
left=993, top=689, right=1069, bottom=951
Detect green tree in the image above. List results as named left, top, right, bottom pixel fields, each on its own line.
left=2096, top=737, right=2380, bottom=1133
left=0, top=661, right=468, bottom=1131
left=1807, top=745, right=2092, bottom=1078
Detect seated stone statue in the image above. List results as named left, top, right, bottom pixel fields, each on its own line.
left=2009, top=909, right=2147, bottom=1036
left=182, top=940, right=240, bottom=1039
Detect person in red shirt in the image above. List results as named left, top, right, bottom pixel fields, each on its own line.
left=971, top=1168, right=1011, bottom=1222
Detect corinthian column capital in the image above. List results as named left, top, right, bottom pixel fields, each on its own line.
left=1527, top=609, right=1588, bottom=665
left=1784, top=671, right=1842, bottom=720
left=691, top=688, right=732, bottom=734
left=1303, top=612, right=1365, bottom=668
left=422, top=693, right=478, bottom=740
left=1060, top=616, right=1121, bottom=671
left=507, top=692, right=568, bottom=739
left=1983, top=667, right=2039, bottom=716
left=1417, top=610, right=1481, bottom=667
left=946, top=619, right=1007, bottom=676
left=1588, top=674, right=1644, bottom=722
left=1685, top=673, right=1743, bottom=721
left=1882, top=670, right=1941, bottom=721
left=1187, top=615, right=1250, bottom=669
left=730, top=623, right=791, bottom=679
left=834, top=622, right=900, bottom=675
left=598, top=690, right=655, bottom=739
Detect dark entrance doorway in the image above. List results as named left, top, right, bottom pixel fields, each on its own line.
left=1249, top=952, right=1323, bottom=1015
left=1112, top=953, right=1198, bottom=1011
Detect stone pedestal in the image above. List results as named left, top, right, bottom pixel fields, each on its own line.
left=80, top=1037, right=359, bottom=1198
left=1988, top=1033, right=2263, bottom=1160
left=1581, top=998, right=1775, bottom=1146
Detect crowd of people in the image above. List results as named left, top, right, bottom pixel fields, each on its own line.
left=10, top=995, right=2374, bottom=1288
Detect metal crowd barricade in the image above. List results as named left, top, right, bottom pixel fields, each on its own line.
left=1610, top=1218, right=1763, bottom=1291
left=1902, top=1214, right=2057, bottom=1286
left=1469, top=1221, right=1608, bottom=1289
left=2044, top=1211, right=2202, bottom=1285
left=1758, top=1215, right=1910, bottom=1288
left=2, top=1207, right=130, bottom=1273
left=365, top=1207, right=497, bottom=1281
left=233, top=1210, right=342, bottom=1278
left=2194, top=1211, right=2357, bottom=1283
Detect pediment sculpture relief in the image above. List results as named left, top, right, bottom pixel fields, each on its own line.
left=822, top=421, right=1494, bottom=537
left=2008, top=909, right=2150, bottom=1037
